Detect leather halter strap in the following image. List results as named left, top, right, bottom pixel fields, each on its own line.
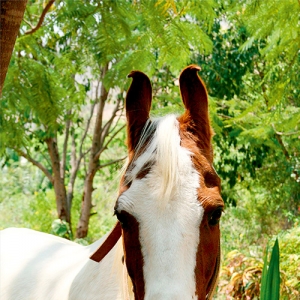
left=90, top=222, right=122, bottom=262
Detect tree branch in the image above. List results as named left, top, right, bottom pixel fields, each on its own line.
left=25, top=0, right=55, bottom=35
left=105, top=107, right=125, bottom=141
left=88, top=64, right=109, bottom=159
left=79, top=101, right=96, bottom=156
left=22, top=18, right=34, bottom=28
left=14, top=148, right=54, bottom=184
left=100, top=98, right=123, bottom=145
left=274, top=134, right=290, bottom=161
left=94, top=124, right=126, bottom=162
left=66, top=133, right=79, bottom=211
left=96, top=156, right=127, bottom=171
left=271, top=124, right=300, bottom=136
left=254, top=61, right=269, bottom=107
left=273, top=128, right=299, bottom=181
left=61, top=111, right=71, bottom=179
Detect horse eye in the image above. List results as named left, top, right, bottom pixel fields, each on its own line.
left=208, top=208, right=223, bottom=226
left=114, top=210, right=128, bottom=228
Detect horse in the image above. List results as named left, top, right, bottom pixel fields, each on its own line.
left=0, top=65, right=224, bottom=300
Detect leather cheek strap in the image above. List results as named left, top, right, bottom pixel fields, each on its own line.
left=90, top=222, right=122, bottom=263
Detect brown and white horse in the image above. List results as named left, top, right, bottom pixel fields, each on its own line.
left=0, top=65, right=224, bottom=300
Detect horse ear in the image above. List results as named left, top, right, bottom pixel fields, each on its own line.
left=179, top=65, right=213, bottom=160
left=126, top=71, right=152, bottom=152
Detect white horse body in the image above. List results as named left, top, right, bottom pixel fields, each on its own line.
left=0, top=228, right=128, bottom=300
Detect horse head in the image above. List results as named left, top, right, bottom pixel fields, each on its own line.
left=114, top=65, right=224, bottom=300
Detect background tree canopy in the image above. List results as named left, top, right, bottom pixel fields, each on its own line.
left=0, top=0, right=299, bottom=298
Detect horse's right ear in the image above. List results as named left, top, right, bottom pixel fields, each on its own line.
left=179, top=65, right=213, bottom=162
left=126, top=71, right=152, bottom=152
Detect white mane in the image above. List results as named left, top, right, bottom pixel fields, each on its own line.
left=125, top=114, right=184, bottom=201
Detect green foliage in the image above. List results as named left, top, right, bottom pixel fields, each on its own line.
left=0, top=158, right=117, bottom=242
left=22, top=190, right=56, bottom=232
left=192, top=4, right=300, bottom=227
left=1, top=1, right=299, bottom=298
left=1, top=0, right=219, bottom=231
left=238, top=0, right=300, bottom=62
left=51, top=219, right=73, bottom=240
left=218, top=249, right=263, bottom=299
left=260, top=238, right=280, bottom=300
left=218, top=224, right=300, bottom=299
left=279, top=226, right=300, bottom=298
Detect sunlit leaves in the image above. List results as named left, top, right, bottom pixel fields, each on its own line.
left=240, top=0, right=300, bottom=61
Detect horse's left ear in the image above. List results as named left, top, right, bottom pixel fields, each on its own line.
left=126, top=71, right=152, bottom=153
left=179, top=65, right=213, bottom=161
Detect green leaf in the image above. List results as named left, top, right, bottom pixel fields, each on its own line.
left=261, top=238, right=280, bottom=300
left=51, top=219, right=68, bottom=237
left=260, top=243, right=269, bottom=299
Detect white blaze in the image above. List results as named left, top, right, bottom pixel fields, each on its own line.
left=117, top=115, right=203, bottom=299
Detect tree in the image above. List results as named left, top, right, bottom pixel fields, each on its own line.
left=0, top=0, right=27, bottom=94
left=195, top=0, right=299, bottom=227
left=1, top=0, right=218, bottom=238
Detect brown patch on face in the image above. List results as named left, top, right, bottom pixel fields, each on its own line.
left=194, top=182, right=223, bottom=298
left=178, top=115, right=223, bottom=299
left=194, top=216, right=220, bottom=299
left=119, top=124, right=156, bottom=196
left=136, top=160, right=153, bottom=179
left=119, top=211, right=145, bottom=300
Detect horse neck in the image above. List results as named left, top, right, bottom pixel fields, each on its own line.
left=89, top=238, right=133, bottom=299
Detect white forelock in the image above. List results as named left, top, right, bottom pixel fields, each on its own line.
left=125, top=115, right=186, bottom=202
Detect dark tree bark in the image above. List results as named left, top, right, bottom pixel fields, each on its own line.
left=46, top=137, right=70, bottom=224
left=76, top=65, right=109, bottom=238
left=76, top=63, right=125, bottom=239
left=0, top=0, right=27, bottom=95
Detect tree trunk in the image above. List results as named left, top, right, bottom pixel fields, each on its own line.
left=0, top=0, right=27, bottom=95
left=66, top=133, right=79, bottom=214
left=46, top=137, right=70, bottom=224
left=76, top=65, right=109, bottom=238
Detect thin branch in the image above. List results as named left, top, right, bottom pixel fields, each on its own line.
left=81, top=2, right=101, bottom=18
left=61, top=111, right=72, bottom=179
left=254, top=61, right=269, bottom=107
left=14, top=148, right=54, bottom=184
left=71, top=132, right=78, bottom=171
left=79, top=101, right=96, bottom=156
left=101, top=101, right=121, bottom=136
left=273, top=129, right=299, bottom=181
left=271, top=124, right=300, bottom=136
left=105, top=107, right=125, bottom=139
left=100, top=98, right=123, bottom=145
left=218, top=113, right=232, bottom=120
left=97, top=85, right=107, bottom=143
left=66, top=133, right=79, bottom=211
left=23, top=18, right=34, bottom=28
left=89, top=64, right=109, bottom=158
left=94, top=124, right=126, bottom=162
left=25, top=0, right=55, bottom=35
left=96, top=156, right=127, bottom=171
left=83, top=153, right=88, bottom=178
left=274, top=134, right=290, bottom=161
left=81, top=147, right=91, bottom=159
